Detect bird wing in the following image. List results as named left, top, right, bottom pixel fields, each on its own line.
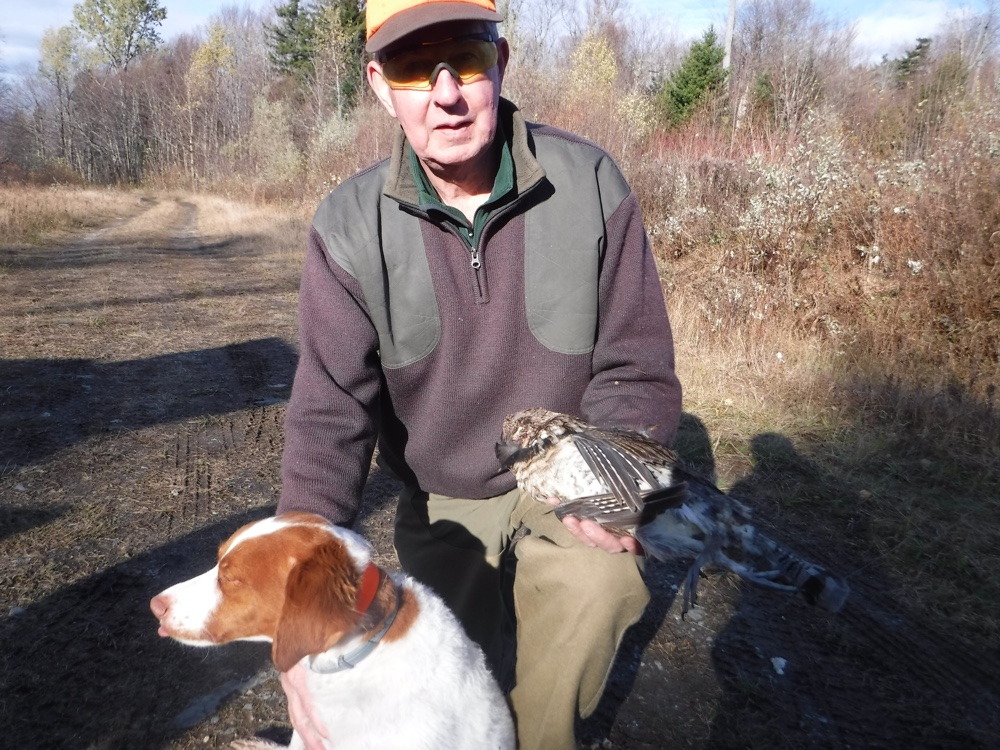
left=554, top=482, right=689, bottom=530
left=571, top=430, right=663, bottom=513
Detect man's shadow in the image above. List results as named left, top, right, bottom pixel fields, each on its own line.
left=705, top=432, right=1000, bottom=748
left=1, top=337, right=297, bottom=468
left=0, top=508, right=277, bottom=749
left=579, top=412, right=716, bottom=740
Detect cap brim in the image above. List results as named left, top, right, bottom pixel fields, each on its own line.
left=367, top=3, right=503, bottom=54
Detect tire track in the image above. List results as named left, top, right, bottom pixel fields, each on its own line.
left=167, top=431, right=210, bottom=520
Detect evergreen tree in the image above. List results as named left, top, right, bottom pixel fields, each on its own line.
left=658, top=27, right=727, bottom=127
left=267, top=0, right=365, bottom=93
left=268, top=0, right=317, bottom=82
left=895, top=37, right=931, bottom=87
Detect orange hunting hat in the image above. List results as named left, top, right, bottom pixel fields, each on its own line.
left=366, top=0, right=503, bottom=54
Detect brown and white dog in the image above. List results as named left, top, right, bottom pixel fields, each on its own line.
left=150, top=512, right=515, bottom=750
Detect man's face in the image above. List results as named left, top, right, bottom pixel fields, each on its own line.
left=367, top=21, right=509, bottom=181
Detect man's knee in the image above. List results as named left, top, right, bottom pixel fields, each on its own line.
left=515, top=535, right=649, bottom=616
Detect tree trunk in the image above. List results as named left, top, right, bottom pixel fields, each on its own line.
left=724, top=0, right=737, bottom=73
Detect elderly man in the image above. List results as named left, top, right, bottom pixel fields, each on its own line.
left=277, top=1, right=683, bottom=748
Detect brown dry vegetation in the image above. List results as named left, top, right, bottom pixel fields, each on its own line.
left=0, top=185, right=144, bottom=246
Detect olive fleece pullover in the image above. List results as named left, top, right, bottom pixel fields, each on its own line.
left=278, top=99, right=682, bottom=525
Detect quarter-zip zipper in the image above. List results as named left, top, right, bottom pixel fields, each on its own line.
left=466, top=227, right=481, bottom=269
left=464, top=191, right=541, bottom=304
left=466, top=227, right=486, bottom=303
left=444, top=224, right=487, bottom=303
left=401, top=179, right=543, bottom=305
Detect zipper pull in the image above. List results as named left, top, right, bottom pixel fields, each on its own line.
left=470, top=247, right=482, bottom=270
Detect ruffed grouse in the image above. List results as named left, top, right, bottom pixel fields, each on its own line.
left=496, top=407, right=850, bottom=614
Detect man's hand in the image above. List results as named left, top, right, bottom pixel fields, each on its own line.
left=280, top=663, right=330, bottom=750
left=547, top=497, right=643, bottom=554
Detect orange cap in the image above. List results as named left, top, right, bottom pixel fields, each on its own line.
left=366, top=0, right=503, bottom=54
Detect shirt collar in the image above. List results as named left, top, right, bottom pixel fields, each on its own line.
left=408, top=123, right=515, bottom=222
left=383, top=98, right=544, bottom=210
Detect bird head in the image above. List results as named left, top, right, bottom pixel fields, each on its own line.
left=496, top=408, right=583, bottom=469
left=500, top=407, right=584, bottom=445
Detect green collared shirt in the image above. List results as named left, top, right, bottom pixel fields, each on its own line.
left=408, top=132, right=515, bottom=250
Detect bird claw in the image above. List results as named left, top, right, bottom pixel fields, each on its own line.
left=716, top=553, right=799, bottom=592
left=681, top=558, right=707, bottom=617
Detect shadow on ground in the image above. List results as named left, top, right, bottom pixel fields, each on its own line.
left=0, top=337, right=297, bottom=468
left=702, top=433, right=1000, bottom=748
left=582, top=416, right=1000, bottom=748
left=0, top=508, right=276, bottom=749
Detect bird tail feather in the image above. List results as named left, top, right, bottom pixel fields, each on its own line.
left=636, top=511, right=850, bottom=613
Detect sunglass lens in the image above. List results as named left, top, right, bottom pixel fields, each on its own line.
left=384, top=40, right=497, bottom=90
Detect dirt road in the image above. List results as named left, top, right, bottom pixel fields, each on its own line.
left=1, top=195, right=998, bottom=748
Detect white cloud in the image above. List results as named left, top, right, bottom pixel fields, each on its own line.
left=0, top=1, right=271, bottom=76
left=1, top=1, right=77, bottom=73
left=853, top=1, right=953, bottom=62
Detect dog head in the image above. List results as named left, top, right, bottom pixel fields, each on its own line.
left=150, top=512, right=378, bottom=671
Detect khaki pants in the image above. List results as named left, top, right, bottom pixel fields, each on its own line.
left=394, top=486, right=650, bottom=750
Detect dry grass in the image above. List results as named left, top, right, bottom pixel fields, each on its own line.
left=1, top=188, right=308, bottom=371
left=593, top=69, right=1000, bottom=646
left=189, top=193, right=312, bottom=258
left=0, top=185, right=145, bottom=246
left=671, top=289, right=1000, bottom=647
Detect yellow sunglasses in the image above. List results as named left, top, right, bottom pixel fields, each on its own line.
left=381, top=35, right=499, bottom=91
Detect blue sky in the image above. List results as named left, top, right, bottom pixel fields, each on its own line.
left=0, top=1, right=989, bottom=78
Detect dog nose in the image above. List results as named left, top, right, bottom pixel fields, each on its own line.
left=150, top=593, right=168, bottom=619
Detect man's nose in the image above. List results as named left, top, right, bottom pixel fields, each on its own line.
left=429, top=64, right=463, bottom=102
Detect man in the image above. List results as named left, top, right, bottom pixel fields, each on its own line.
left=277, top=1, right=683, bottom=748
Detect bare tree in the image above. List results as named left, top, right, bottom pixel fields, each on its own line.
left=310, top=3, right=356, bottom=120
left=939, top=0, right=998, bottom=92
left=724, top=0, right=737, bottom=72
left=0, top=31, right=10, bottom=166
left=39, top=26, right=84, bottom=165
left=194, top=25, right=238, bottom=180
left=133, top=7, right=276, bottom=186
left=501, top=0, right=572, bottom=72
left=215, top=3, right=276, bottom=175
left=730, top=0, right=854, bottom=138
left=66, top=0, right=169, bottom=182
left=500, top=0, right=574, bottom=115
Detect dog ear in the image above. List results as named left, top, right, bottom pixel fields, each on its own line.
left=272, top=540, right=360, bottom=672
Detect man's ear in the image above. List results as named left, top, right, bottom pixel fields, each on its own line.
left=367, top=60, right=398, bottom=119
left=496, top=37, right=510, bottom=86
